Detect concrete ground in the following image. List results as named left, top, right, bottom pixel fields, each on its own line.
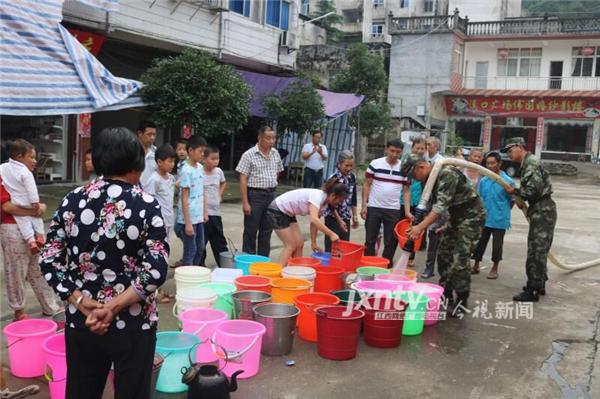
left=1, top=164, right=600, bottom=398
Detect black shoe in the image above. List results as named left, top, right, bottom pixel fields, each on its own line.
left=448, top=291, right=469, bottom=318
left=513, top=288, right=539, bottom=302
left=522, top=285, right=546, bottom=296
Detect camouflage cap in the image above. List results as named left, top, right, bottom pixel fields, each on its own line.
left=500, top=137, right=526, bottom=153
left=399, top=153, right=428, bottom=177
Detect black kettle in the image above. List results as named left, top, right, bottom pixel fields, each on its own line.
left=182, top=364, right=244, bottom=399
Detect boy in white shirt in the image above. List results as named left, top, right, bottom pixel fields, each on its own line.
left=0, top=139, right=45, bottom=253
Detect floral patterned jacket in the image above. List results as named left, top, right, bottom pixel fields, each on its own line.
left=40, top=178, right=169, bottom=332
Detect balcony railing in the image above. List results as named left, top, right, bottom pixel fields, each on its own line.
left=389, top=10, right=600, bottom=37
left=467, top=17, right=600, bottom=37
left=462, top=76, right=600, bottom=91
left=389, top=14, right=466, bottom=34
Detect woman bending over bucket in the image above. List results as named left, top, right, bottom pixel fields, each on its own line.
left=266, top=178, right=349, bottom=266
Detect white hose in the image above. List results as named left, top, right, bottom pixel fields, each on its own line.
left=417, top=158, right=600, bottom=272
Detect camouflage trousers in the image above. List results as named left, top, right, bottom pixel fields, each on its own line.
left=437, top=210, right=485, bottom=293
left=525, top=198, right=557, bottom=290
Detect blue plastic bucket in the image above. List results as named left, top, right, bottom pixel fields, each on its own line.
left=155, top=331, right=200, bottom=393
left=234, top=254, right=271, bottom=275
left=312, top=252, right=331, bottom=266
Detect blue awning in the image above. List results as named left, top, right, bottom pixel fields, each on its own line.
left=0, top=0, right=144, bottom=115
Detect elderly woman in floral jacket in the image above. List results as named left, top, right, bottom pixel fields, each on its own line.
left=40, top=127, right=169, bottom=399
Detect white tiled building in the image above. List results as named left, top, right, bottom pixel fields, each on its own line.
left=388, top=11, right=600, bottom=160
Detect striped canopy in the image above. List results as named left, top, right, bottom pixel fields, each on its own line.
left=0, top=0, right=144, bottom=116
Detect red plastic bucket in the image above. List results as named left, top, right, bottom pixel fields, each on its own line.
left=359, top=256, right=390, bottom=268
left=362, top=297, right=407, bottom=348
left=287, top=257, right=321, bottom=267
left=294, top=293, right=340, bottom=342
left=329, top=240, right=364, bottom=272
left=310, top=266, right=344, bottom=293
left=316, top=305, right=365, bottom=361
left=394, top=220, right=423, bottom=251
left=234, top=275, right=272, bottom=293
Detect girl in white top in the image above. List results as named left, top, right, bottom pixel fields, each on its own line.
left=266, top=178, right=349, bottom=266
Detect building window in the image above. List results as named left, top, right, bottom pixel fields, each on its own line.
left=546, top=124, right=589, bottom=153
left=424, top=0, right=434, bottom=12
left=300, top=0, right=310, bottom=16
left=266, top=0, right=290, bottom=30
left=230, top=0, right=250, bottom=17
left=497, top=48, right=541, bottom=77
left=400, top=0, right=410, bottom=8
left=373, top=0, right=384, bottom=6
left=371, top=23, right=384, bottom=36
left=572, top=47, right=600, bottom=77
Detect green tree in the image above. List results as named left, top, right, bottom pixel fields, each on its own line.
left=262, top=80, right=325, bottom=136
left=522, top=0, right=600, bottom=17
left=141, top=49, right=251, bottom=137
left=331, top=43, right=391, bottom=137
left=310, top=0, right=344, bottom=41
left=331, top=43, right=387, bottom=101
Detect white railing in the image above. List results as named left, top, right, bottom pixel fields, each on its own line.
left=462, top=76, right=600, bottom=91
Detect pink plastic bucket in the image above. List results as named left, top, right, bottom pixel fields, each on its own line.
left=180, top=308, right=228, bottom=363
left=212, top=320, right=266, bottom=379
left=403, top=282, right=445, bottom=326
left=350, top=280, right=399, bottom=298
left=375, top=273, right=417, bottom=290
left=42, top=333, right=66, bottom=399
left=3, top=319, right=57, bottom=377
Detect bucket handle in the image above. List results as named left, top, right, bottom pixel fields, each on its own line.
left=210, top=332, right=261, bottom=363
left=6, top=337, right=24, bottom=349
left=226, top=237, right=239, bottom=254
left=192, top=322, right=208, bottom=336
left=172, top=303, right=179, bottom=318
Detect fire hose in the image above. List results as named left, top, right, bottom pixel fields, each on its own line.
left=406, top=157, right=600, bottom=272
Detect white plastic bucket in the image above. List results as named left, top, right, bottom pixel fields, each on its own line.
left=173, top=287, right=217, bottom=317
left=282, top=266, right=316, bottom=284
left=211, top=268, right=244, bottom=284
left=174, top=266, right=211, bottom=293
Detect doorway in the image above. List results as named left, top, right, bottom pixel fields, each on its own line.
left=549, top=61, right=563, bottom=89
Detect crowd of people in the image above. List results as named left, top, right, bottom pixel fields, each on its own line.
left=0, top=122, right=556, bottom=397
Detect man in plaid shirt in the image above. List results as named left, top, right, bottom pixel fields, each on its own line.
left=236, top=126, right=284, bottom=256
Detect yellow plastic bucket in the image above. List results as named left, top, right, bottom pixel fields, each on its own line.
left=250, top=262, right=283, bottom=278
left=270, top=278, right=312, bottom=304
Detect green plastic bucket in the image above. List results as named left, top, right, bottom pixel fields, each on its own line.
left=330, top=289, right=362, bottom=307
left=356, top=266, right=391, bottom=281
left=394, top=291, right=428, bottom=336
left=199, top=282, right=236, bottom=319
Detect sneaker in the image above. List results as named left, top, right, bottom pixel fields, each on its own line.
left=420, top=270, right=434, bottom=279
left=522, top=285, right=545, bottom=296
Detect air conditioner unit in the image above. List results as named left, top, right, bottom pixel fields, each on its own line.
left=280, top=31, right=298, bottom=50
left=416, top=105, right=425, bottom=116
left=198, top=0, right=228, bottom=11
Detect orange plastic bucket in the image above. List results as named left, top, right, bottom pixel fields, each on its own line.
left=270, top=278, right=312, bottom=304
left=330, top=240, right=365, bottom=272
left=310, top=266, right=344, bottom=293
left=394, top=219, right=423, bottom=251
left=294, top=293, right=340, bottom=342
left=359, top=256, right=390, bottom=268
left=234, top=275, right=272, bottom=293
left=249, top=262, right=283, bottom=278
left=287, top=257, right=321, bottom=267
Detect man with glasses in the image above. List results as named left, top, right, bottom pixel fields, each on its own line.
left=501, top=137, right=556, bottom=302
left=401, top=154, right=485, bottom=318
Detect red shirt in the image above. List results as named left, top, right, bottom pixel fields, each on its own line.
left=0, top=177, right=17, bottom=224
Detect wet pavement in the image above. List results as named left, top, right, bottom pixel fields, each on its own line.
left=1, top=172, right=599, bottom=398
